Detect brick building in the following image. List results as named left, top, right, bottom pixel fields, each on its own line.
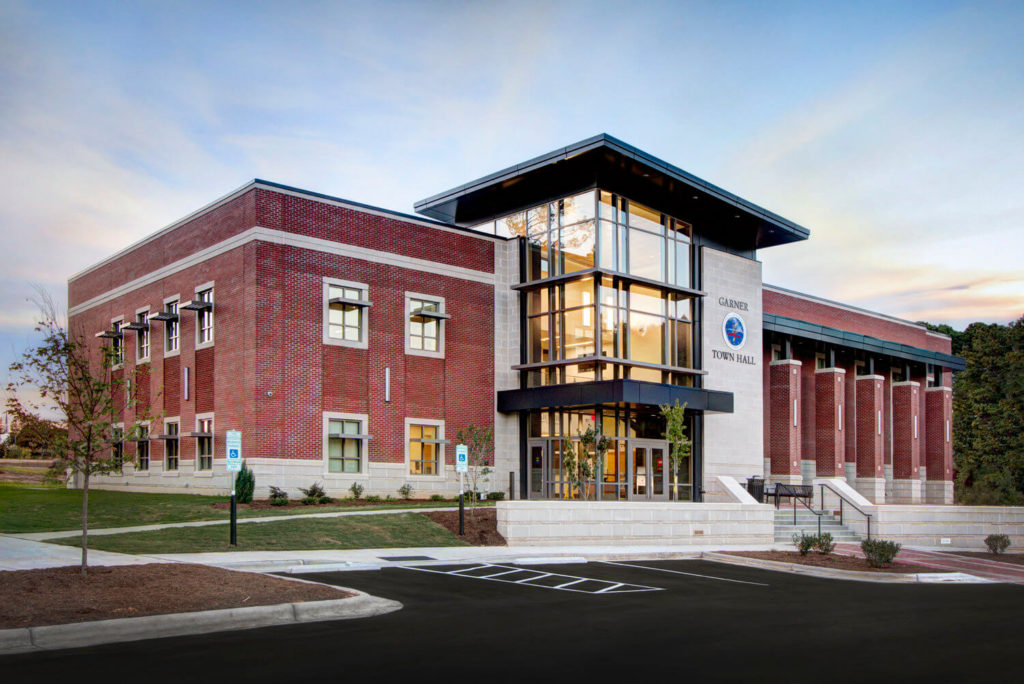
left=69, top=134, right=963, bottom=503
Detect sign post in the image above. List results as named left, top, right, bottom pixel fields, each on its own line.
left=456, top=444, right=468, bottom=536
left=226, top=430, right=242, bottom=546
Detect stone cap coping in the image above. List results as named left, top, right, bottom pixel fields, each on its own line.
left=769, top=359, right=802, bottom=367
left=855, top=374, right=885, bottom=381
left=814, top=367, right=847, bottom=374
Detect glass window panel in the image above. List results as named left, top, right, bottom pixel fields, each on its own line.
left=630, top=366, right=663, bottom=383
left=410, top=320, right=423, bottom=337
left=527, top=290, right=548, bottom=315
left=559, top=220, right=595, bottom=273
left=562, top=190, right=596, bottom=226
left=563, top=307, right=595, bottom=359
left=630, top=285, right=666, bottom=316
left=675, top=240, right=690, bottom=287
left=470, top=220, right=495, bottom=234
left=343, top=420, right=359, bottom=435
left=627, top=200, right=663, bottom=234
left=411, top=425, right=422, bottom=439
left=598, top=220, right=616, bottom=270
left=423, top=338, right=437, bottom=351
left=497, top=212, right=527, bottom=238
left=343, top=287, right=361, bottom=300
left=564, top=363, right=595, bottom=384
left=563, top=278, right=593, bottom=309
left=672, top=319, right=693, bottom=368
left=423, top=319, right=437, bottom=337
left=672, top=298, right=692, bottom=321
left=629, top=312, right=665, bottom=364
left=528, top=315, right=549, bottom=364
left=527, top=235, right=550, bottom=281
left=422, top=425, right=436, bottom=440
left=598, top=191, right=616, bottom=220
left=527, top=205, right=551, bottom=235
left=671, top=219, right=692, bottom=239
left=629, top=229, right=664, bottom=281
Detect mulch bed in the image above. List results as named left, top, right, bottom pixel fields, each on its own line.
left=211, top=498, right=462, bottom=510
left=948, top=552, right=1024, bottom=566
left=724, top=551, right=936, bottom=574
left=423, top=508, right=505, bottom=546
left=0, top=563, right=353, bottom=629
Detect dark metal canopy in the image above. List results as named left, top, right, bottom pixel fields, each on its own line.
left=764, top=313, right=966, bottom=371
left=414, top=134, right=809, bottom=251
left=497, top=379, right=734, bottom=414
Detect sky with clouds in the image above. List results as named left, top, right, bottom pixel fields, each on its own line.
left=1, top=0, right=1022, bottom=394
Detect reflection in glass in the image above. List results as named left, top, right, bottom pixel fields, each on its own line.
left=560, top=220, right=595, bottom=273
left=629, top=312, right=665, bottom=365
left=562, top=191, right=595, bottom=226
left=629, top=228, right=663, bottom=281
left=563, top=307, right=595, bottom=358
left=675, top=240, right=690, bottom=287
left=563, top=278, right=593, bottom=309
left=629, top=285, right=665, bottom=316
left=598, top=220, right=616, bottom=270
left=498, top=212, right=527, bottom=238
left=628, top=200, right=663, bottom=234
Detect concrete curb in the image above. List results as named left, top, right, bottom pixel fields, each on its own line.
left=701, top=552, right=993, bottom=583
left=0, top=589, right=402, bottom=656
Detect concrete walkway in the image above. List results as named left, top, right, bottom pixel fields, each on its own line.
left=10, top=506, right=466, bottom=541
left=835, top=542, right=1024, bottom=584
left=0, top=535, right=153, bottom=571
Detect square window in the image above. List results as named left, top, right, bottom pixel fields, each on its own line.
left=407, top=421, right=443, bottom=477
left=405, top=294, right=446, bottom=358
left=324, top=279, right=370, bottom=348
left=324, top=413, right=368, bottom=474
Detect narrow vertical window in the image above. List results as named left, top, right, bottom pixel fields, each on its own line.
left=112, top=426, right=124, bottom=473
left=406, top=294, right=447, bottom=358
left=409, top=424, right=441, bottom=475
left=196, top=288, right=214, bottom=344
left=136, top=312, right=150, bottom=361
left=111, top=320, right=124, bottom=366
left=165, top=300, right=180, bottom=353
left=197, top=418, right=213, bottom=471
left=137, top=426, right=149, bottom=471
left=165, top=422, right=179, bottom=471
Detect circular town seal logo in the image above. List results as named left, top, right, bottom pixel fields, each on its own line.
left=722, top=313, right=746, bottom=350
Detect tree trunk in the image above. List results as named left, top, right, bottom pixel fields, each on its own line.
left=81, top=471, right=89, bottom=576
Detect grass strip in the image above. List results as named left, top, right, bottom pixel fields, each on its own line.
left=50, top=512, right=470, bottom=553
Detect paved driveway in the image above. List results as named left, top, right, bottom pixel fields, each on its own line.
left=5, top=559, right=1024, bottom=682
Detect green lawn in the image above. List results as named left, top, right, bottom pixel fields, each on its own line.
left=50, top=512, right=469, bottom=553
left=0, top=485, right=481, bottom=533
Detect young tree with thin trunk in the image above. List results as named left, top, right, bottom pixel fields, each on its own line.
left=455, top=425, right=493, bottom=513
left=6, top=293, right=150, bottom=575
left=660, top=400, right=691, bottom=501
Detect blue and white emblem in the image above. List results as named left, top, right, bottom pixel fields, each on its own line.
left=722, top=313, right=746, bottom=350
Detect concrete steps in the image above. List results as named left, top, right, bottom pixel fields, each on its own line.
left=773, top=509, right=862, bottom=543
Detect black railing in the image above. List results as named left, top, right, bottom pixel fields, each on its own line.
left=776, top=483, right=821, bottom=537
left=818, top=482, right=873, bottom=540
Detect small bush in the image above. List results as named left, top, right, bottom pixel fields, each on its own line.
left=792, top=532, right=816, bottom=556
left=299, top=481, right=327, bottom=500
left=429, top=494, right=445, bottom=502
left=486, top=492, right=505, bottom=501
left=385, top=495, right=394, bottom=502
left=861, top=538, right=902, bottom=567
left=349, top=482, right=364, bottom=500
left=300, top=496, right=319, bottom=506
left=398, top=483, right=414, bottom=500
left=235, top=461, right=255, bottom=504
left=268, top=486, right=288, bottom=506
left=814, top=532, right=836, bottom=555
left=985, top=534, right=1011, bottom=554
left=365, top=495, right=382, bottom=503
left=319, top=496, right=335, bottom=504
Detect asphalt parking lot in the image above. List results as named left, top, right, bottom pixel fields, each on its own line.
left=5, top=559, right=1024, bottom=683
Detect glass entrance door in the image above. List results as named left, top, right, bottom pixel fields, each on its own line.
left=528, top=439, right=546, bottom=499
left=629, top=439, right=669, bottom=501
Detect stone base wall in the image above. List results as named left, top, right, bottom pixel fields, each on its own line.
left=496, top=501, right=774, bottom=546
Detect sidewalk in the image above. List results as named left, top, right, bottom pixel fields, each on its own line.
left=834, top=543, right=1024, bottom=584
left=0, top=535, right=151, bottom=571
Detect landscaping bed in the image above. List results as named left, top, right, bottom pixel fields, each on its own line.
left=0, top=563, right=352, bottom=629
left=423, top=508, right=505, bottom=546
left=210, top=498, right=494, bottom=511
left=724, top=551, right=937, bottom=573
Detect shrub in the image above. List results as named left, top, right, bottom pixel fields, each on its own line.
left=300, top=496, right=318, bottom=505
left=348, top=482, right=364, bottom=500
left=235, top=461, right=255, bottom=504
left=486, top=492, right=505, bottom=501
left=319, top=496, right=335, bottom=504
left=365, top=495, right=382, bottom=503
left=398, top=483, right=414, bottom=500
left=268, top=486, right=288, bottom=506
left=299, top=481, right=327, bottom=500
left=861, top=538, right=902, bottom=567
left=385, top=495, right=394, bottom=502
left=792, top=532, right=816, bottom=556
left=814, top=532, right=836, bottom=555
left=985, top=534, right=1011, bottom=554
left=429, top=494, right=445, bottom=502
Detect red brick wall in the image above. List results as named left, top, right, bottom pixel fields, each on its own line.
left=855, top=376, right=884, bottom=478
left=892, top=382, right=921, bottom=480
left=925, top=388, right=953, bottom=483
left=768, top=361, right=801, bottom=476
left=764, top=288, right=952, bottom=354
left=814, top=369, right=845, bottom=476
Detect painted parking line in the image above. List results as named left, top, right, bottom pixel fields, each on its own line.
left=601, top=561, right=771, bottom=587
left=399, top=563, right=664, bottom=594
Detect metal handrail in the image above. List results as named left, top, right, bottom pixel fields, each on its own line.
left=818, top=482, right=873, bottom=540
left=777, top=483, right=822, bottom=537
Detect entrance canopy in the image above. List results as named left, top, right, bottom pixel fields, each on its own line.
left=497, top=379, right=733, bottom=413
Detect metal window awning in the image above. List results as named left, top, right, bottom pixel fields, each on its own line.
left=154, top=434, right=179, bottom=440
left=183, top=431, right=213, bottom=439
left=122, top=322, right=149, bottom=332
left=329, top=297, right=373, bottom=308
left=148, top=311, right=179, bottom=323
left=95, top=330, right=123, bottom=339
left=328, top=432, right=373, bottom=440
left=410, top=308, right=451, bottom=320
left=411, top=438, right=452, bottom=444
left=180, top=299, right=213, bottom=312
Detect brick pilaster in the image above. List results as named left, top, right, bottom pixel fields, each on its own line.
left=769, top=360, right=802, bottom=484
left=814, top=367, right=846, bottom=478
left=925, top=386, right=954, bottom=504
left=855, top=374, right=885, bottom=502
left=892, top=381, right=922, bottom=503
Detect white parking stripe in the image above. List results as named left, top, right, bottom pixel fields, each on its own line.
left=399, top=563, right=663, bottom=594
left=601, top=561, right=770, bottom=587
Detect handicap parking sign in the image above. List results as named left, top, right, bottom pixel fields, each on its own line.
left=226, top=430, right=242, bottom=472
left=456, top=445, right=468, bottom=473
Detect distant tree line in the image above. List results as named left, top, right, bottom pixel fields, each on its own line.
left=922, top=316, right=1024, bottom=505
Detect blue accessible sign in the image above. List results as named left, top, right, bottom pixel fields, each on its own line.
left=455, top=445, right=468, bottom=473
left=226, top=430, right=242, bottom=472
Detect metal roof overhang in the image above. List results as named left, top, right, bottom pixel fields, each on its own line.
left=497, top=379, right=734, bottom=414
left=414, top=134, right=809, bottom=251
left=764, top=314, right=966, bottom=371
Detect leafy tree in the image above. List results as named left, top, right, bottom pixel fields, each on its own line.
left=566, top=426, right=609, bottom=501
left=455, top=425, right=493, bottom=511
left=660, top=400, right=691, bottom=500
left=951, top=317, right=1024, bottom=504
left=6, top=294, right=151, bottom=574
